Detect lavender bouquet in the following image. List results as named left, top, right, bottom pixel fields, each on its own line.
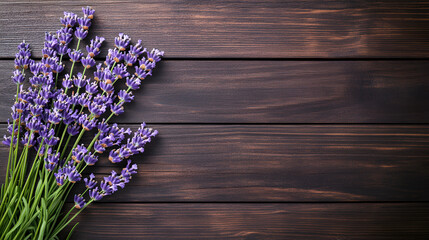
left=0, top=7, right=163, bottom=239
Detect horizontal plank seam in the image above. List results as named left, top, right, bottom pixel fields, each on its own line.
left=64, top=201, right=429, bottom=204
left=2, top=57, right=429, bottom=61
left=1, top=122, right=428, bottom=125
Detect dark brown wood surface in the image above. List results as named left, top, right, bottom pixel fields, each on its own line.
left=1, top=0, right=429, bottom=58
left=2, top=124, right=429, bottom=202
left=66, top=203, right=429, bottom=239
left=1, top=0, right=429, bottom=239
left=1, top=60, right=429, bottom=123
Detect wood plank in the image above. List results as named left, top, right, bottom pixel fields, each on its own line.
left=1, top=1, right=429, bottom=58
left=2, top=124, right=429, bottom=202
left=1, top=60, right=429, bottom=123
left=63, top=203, right=429, bottom=239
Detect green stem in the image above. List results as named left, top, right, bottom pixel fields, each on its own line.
left=50, top=200, right=94, bottom=238
left=56, top=124, right=69, bottom=153
left=5, top=83, right=20, bottom=186
left=64, top=129, right=86, bottom=163
left=0, top=131, right=32, bottom=234
left=69, top=61, right=76, bottom=78
left=68, top=39, right=81, bottom=78
left=55, top=54, right=63, bottom=88
left=60, top=134, right=72, bottom=160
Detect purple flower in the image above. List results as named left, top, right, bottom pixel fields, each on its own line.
left=75, top=27, right=88, bottom=40
left=45, top=136, right=59, bottom=146
left=79, top=114, right=97, bottom=131
left=84, top=153, right=98, bottom=166
left=52, top=63, right=64, bottom=74
left=98, top=121, right=110, bottom=133
left=2, top=135, right=17, bottom=147
left=17, top=41, right=30, bottom=54
left=74, top=194, right=86, bottom=209
left=67, top=168, right=82, bottom=183
left=138, top=58, right=154, bottom=71
left=103, top=70, right=115, bottom=84
left=93, top=93, right=113, bottom=106
left=118, top=90, right=133, bottom=103
left=104, top=55, right=115, bottom=69
left=88, top=102, right=106, bottom=117
left=108, top=149, right=121, bottom=163
left=61, top=12, right=78, bottom=27
left=30, top=105, right=43, bottom=117
left=39, top=127, right=54, bottom=139
left=99, top=81, right=114, bottom=93
left=78, top=17, right=91, bottom=30
left=42, top=48, right=57, bottom=58
left=78, top=93, right=91, bottom=107
left=72, top=144, right=88, bottom=163
left=86, top=36, right=105, bottom=57
left=55, top=173, right=65, bottom=186
left=29, top=62, right=42, bottom=75
left=89, top=187, right=103, bottom=201
left=14, top=58, right=32, bottom=70
left=12, top=70, right=25, bottom=84
left=134, top=66, right=152, bottom=80
left=14, top=102, right=26, bottom=114
left=45, top=153, right=60, bottom=172
left=73, top=72, right=87, bottom=88
left=68, top=49, right=84, bottom=62
left=125, top=77, right=141, bottom=90
left=94, top=141, right=105, bottom=153
left=114, top=33, right=131, bottom=51
left=47, top=110, right=62, bottom=125
left=147, top=48, right=164, bottom=63
left=81, top=56, right=96, bottom=69
left=121, top=160, right=138, bottom=183
left=110, top=103, right=124, bottom=116
left=53, top=102, right=66, bottom=112
left=57, top=27, right=73, bottom=45
left=57, top=44, right=69, bottom=55
left=85, top=81, right=98, bottom=95
left=67, top=124, right=81, bottom=136
left=129, top=40, right=146, bottom=57
left=44, top=32, right=59, bottom=50
left=42, top=57, right=57, bottom=68
left=109, top=49, right=124, bottom=63
left=124, top=54, right=137, bottom=66
left=99, top=181, right=113, bottom=196
left=93, top=64, right=105, bottom=81
left=104, top=170, right=124, bottom=191
left=62, top=74, right=74, bottom=89
left=63, top=109, right=79, bottom=124
left=26, top=118, right=42, bottom=132
left=82, top=6, right=95, bottom=19
left=112, top=65, right=129, bottom=79
left=14, top=41, right=32, bottom=69
left=84, top=173, right=97, bottom=188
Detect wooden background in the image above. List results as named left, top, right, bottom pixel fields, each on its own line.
left=1, top=0, right=429, bottom=239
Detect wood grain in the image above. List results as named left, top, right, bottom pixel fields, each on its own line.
left=1, top=60, right=429, bottom=123
left=63, top=203, right=429, bottom=239
left=1, top=1, right=429, bottom=58
left=1, top=124, right=429, bottom=202
left=2, top=0, right=428, bottom=238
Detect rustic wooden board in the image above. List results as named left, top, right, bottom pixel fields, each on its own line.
left=64, top=203, right=429, bottom=239
left=1, top=60, right=429, bottom=123
left=1, top=124, right=429, bottom=202
left=2, top=1, right=429, bottom=58
left=2, top=0, right=428, bottom=239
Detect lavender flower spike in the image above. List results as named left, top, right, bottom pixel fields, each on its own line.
left=74, top=194, right=86, bottom=209
left=1, top=6, right=164, bottom=239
